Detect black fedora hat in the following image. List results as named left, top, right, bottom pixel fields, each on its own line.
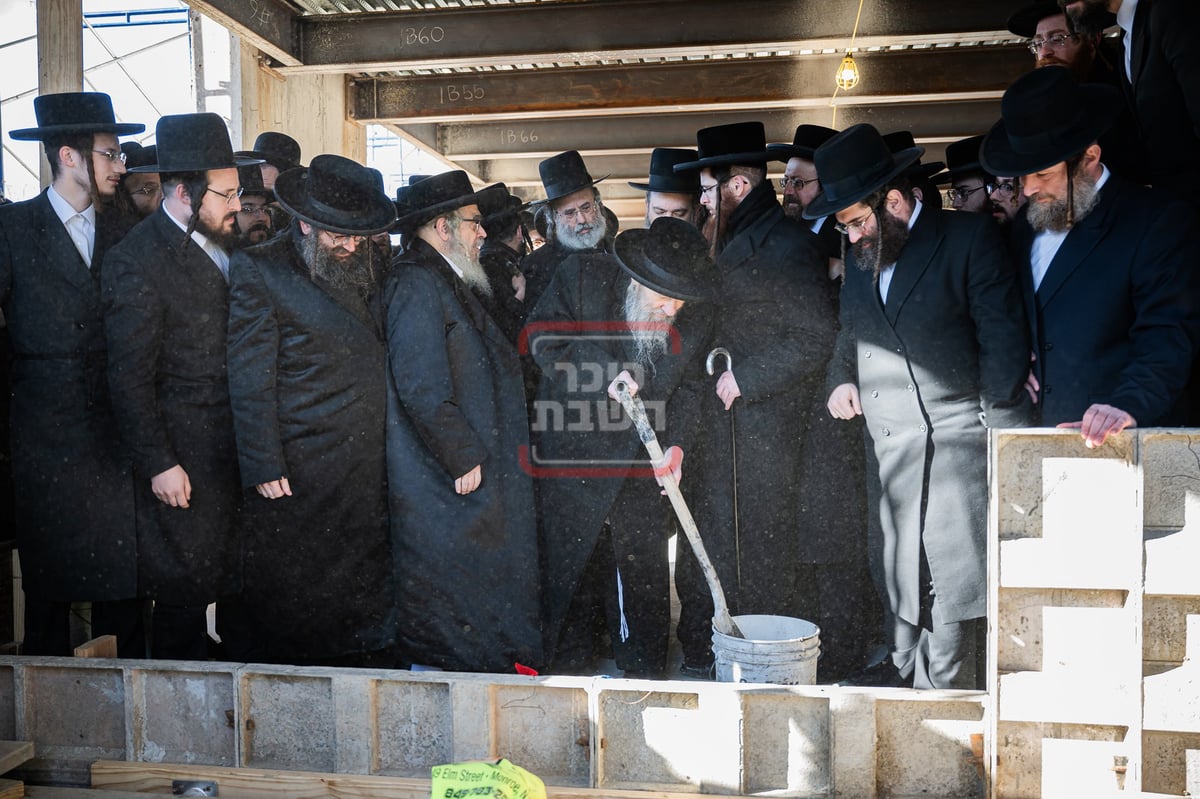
left=767, top=124, right=840, bottom=162
left=1007, top=1, right=1114, bottom=37
left=233, top=152, right=272, bottom=199
left=980, top=66, right=1121, bottom=177
left=249, top=131, right=303, bottom=171
left=477, top=182, right=523, bottom=222
left=394, top=174, right=432, bottom=218
left=882, top=131, right=944, bottom=180
left=129, top=113, right=262, bottom=174
left=628, top=148, right=700, bottom=194
left=394, top=170, right=481, bottom=231
left=274, top=154, right=397, bottom=236
left=538, top=151, right=607, bottom=203
left=933, top=135, right=991, bottom=185
left=10, top=92, right=144, bottom=140
left=674, top=121, right=768, bottom=172
left=614, top=217, right=717, bottom=302
left=804, top=123, right=924, bottom=220
left=121, top=142, right=158, bottom=171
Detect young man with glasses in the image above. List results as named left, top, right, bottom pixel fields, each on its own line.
left=1, top=92, right=146, bottom=656
left=231, top=158, right=276, bottom=249
left=102, top=113, right=262, bottom=659
left=812, top=123, right=1031, bottom=690
left=935, top=135, right=996, bottom=216
left=223, top=154, right=398, bottom=667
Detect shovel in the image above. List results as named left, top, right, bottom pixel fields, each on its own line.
left=614, top=381, right=742, bottom=638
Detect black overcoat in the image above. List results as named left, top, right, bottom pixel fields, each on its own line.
left=1011, top=175, right=1198, bottom=427
left=0, top=193, right=137, bottom=601
left=225, top=232, right=395, bottom=661
left=527, top=252, right=712, bottom=652
left=102, top=208, right=241, bottom=604
left=686, top=184, right=835, bottom=616
left=827, top=205, right=1031, bottom=626
left=384, top=239, right=543, bottom=673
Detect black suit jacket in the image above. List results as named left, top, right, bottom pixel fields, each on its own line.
left=1012, top=174, right=1198, bottom=427
left=1120, top=0, right=1200, bottom=204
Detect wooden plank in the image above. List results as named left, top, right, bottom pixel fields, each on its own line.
left=0, top=778, right=23, bottom=799
left=0, top=743, right=35, bottom=776
left=73, top=636, right=117, bottom=660
left=27, top=789, right=169, bottom=799
left=91, top=760, right=759, bottom=799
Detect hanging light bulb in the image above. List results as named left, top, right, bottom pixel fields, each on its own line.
left=836, top=52, right=860, bottom=90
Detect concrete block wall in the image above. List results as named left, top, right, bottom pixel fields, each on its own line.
left=0, top=658, right=987, bottom=797
left=989, top=429, right=1200, bottom=798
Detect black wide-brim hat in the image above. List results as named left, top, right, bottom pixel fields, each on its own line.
left=394, top=175, right=432, bottom=218
left=980, top=66, right=1121, bottom=177
left=934, top=135, right=990, bottom=184
left=804, top=123, right=924, bottom=220
left=128, top=113, right=263, bottom=174
left=10, top=92, right=144, bottom=140
left=614, top=217, right=717, bottom=302
left=674, top=121, right=768, bottom=172
left=766, top=124, right=840, bottom=162
left=538, top=150, right=607, bottom=203
left=1007, top=1, right=1114, bottom=37
left=882, top=131, right=944, bottom=180
left=394, top=170, right=481, bottom=231
left=275, top=154, right=397, bottom=236
left=476, top=182, right=524, bottom=223
left=250, top=131, right=303, bottom=171
left=121, top=142, right=158, bottom=171
left=234, top=152, right=272, bottom=199
left=629, top=148, right=700, bottom=193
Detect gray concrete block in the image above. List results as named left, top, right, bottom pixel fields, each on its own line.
left=0, top=666, right=16, bottom=741
left=995, top=588, right=1126, bottom=675
left=740, top=691, right=830, bottom=795
left=1140, top=431, right=1200, bottom=530
left=1143, top=598, right=1200, bottom=665
left=874, top=696, right=985, bottom=799
left=829, top=690, right=876, bottom=798
left=129, top=667, right=236, bottom=766
left=1143, top=730, right=1200, bottom=795
left=239, top=670, right=334, bottom=771
left=490, top=683, right=590, bottom=787
left=375, top=678, right=453, bottom=777
left=23, top=664, right=126, bottom=761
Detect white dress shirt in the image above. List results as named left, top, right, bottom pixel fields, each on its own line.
left=47, top=185, right=95, bottom=268
left=1117, top=0, right=1139, bottom=83
left=1030, top=165, right=1111, bottom=292
left=164, top=203, right=231, bottom=283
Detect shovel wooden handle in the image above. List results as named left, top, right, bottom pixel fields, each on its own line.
left=615, top=382, right=741, bottom=638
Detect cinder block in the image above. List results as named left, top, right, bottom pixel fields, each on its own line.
left=23, top=664, right=126, bottom=760
left=828, top=691, right=876, bottom=799
left=740, top=692, right=830, bottom=795
left=240, top=670, right=334, bottom=771
left=0, top=666, right=15, bottom=741
left=375, top=678, right=453, bottom=777
left=1143, top=730, right=1200, bottom=795
left=1143, top=599, right=1200, bottom=665
left=490, top=683, right=590, bottom=787
left=130, top=667, right=236, bottom=765
left=1139, top=430, right=1200, bottom=530
left=996, top=588, right=1127, bottom=674
left=1144, top=511, right=1200, bottom=596
left=874, top=696, right=985, bottom=799
left=1144, top=659, right=1200, bottom=733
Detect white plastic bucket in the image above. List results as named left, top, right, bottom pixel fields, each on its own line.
left=712, top=614, right=821, bottom=685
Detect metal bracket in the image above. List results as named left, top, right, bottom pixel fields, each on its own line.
left=172, top=780, right=218, bottom=796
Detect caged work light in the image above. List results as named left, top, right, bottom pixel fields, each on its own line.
left=836, top=52, right=860, bottom=90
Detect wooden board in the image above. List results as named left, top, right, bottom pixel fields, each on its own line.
left=28, top=789, right=168, bottom=799
left=91, top=760, right=757, bottom=799
left=0, top=778, right=23, bottom=799
left=0, top=743, right=34, bottom=776
left=72, top=636, right=117, bottom=660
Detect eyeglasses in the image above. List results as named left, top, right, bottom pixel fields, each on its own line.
left=126, top=183, right=160, bottom=197
left=779, top=176, right=820, bottom=191
left=238, top=203, right=270, bottom=217
left=1028, top=33, right=1078, bottom=54
left=325, top=231, right=367, bottom=247
left=93, top=149, right=127, bottom=164
left=834, top=208, right=875, bottom=236
left=205, top=186, right=244, bottom=206
left=988, top=179, right=1017, bottom=196
left=557, top=201, right=596, bottom=222
left=700, top=177, right=730, bottom=197
left=458, top=215, right=484, bottom=230
left=947, top=184, right=992, bottom=204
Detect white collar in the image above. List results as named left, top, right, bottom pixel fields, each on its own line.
left=46, top=185, right=95, bottom=227
left=1117, top=0, right=1138, bottom=33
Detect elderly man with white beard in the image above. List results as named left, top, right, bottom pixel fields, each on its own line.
left=527, top=217, right=716, bottom=678
left=521, top=150, right=611, bottom=310
left=385, top=171, right=543, bottom=673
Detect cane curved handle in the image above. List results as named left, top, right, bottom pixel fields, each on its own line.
left=706, top=347, right=733, bottom=376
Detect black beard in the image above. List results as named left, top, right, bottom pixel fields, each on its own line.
left=851, top=208, right=910, bottom=274
left=301, top=230, right=376, bottom=290
left=781, top=199, right=803, bottom=221
left=196, top=214, right=239, bottom=252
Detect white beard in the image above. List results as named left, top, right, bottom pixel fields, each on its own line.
left=624, top=281, right=674, bottom=370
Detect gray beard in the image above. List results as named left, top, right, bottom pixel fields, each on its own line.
left=851, top=209, right=910, bottom=275
left=555, top=212, right=607, bottom=251
left=1027, top=169, right=1102, bottom=233
left=447, top=231, right=493, bottom=298
left=624, top=281, right=673, bottom=371
left=301, top=230, right=376, bottom=290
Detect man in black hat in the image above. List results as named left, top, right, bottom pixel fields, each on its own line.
left=767, top=125, right=842, bottom=263
left=119, top=143, right=161, bottom=219
left=522, top=150, right=609, bottom=310
left=814, top=123, right=1031, bottom=689
left=223, top=154, right=397, bottom=667
left=670, top=121, right=834, bottom=677
left=882, top=131, right=946, bottom=210
left=232, top=156, right=275, bottom=249
left=0, top=91, right=146, bottom=656
left=1062, top=0, right=1200, bottom=205
left=476, top=183, right=530, bottom=343
left=981, top=66, right=1198, bottom=442
left=385, top=171, right=542, bottom=673
left=103, top=112, right=262, bottom=659
left=628, top=148, right=701, bottom=227
left=247, top=131, right=303, bottom=230
left=935, top=135, right=996, bottom=216
left=527, top=217, right=715, bottom=678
